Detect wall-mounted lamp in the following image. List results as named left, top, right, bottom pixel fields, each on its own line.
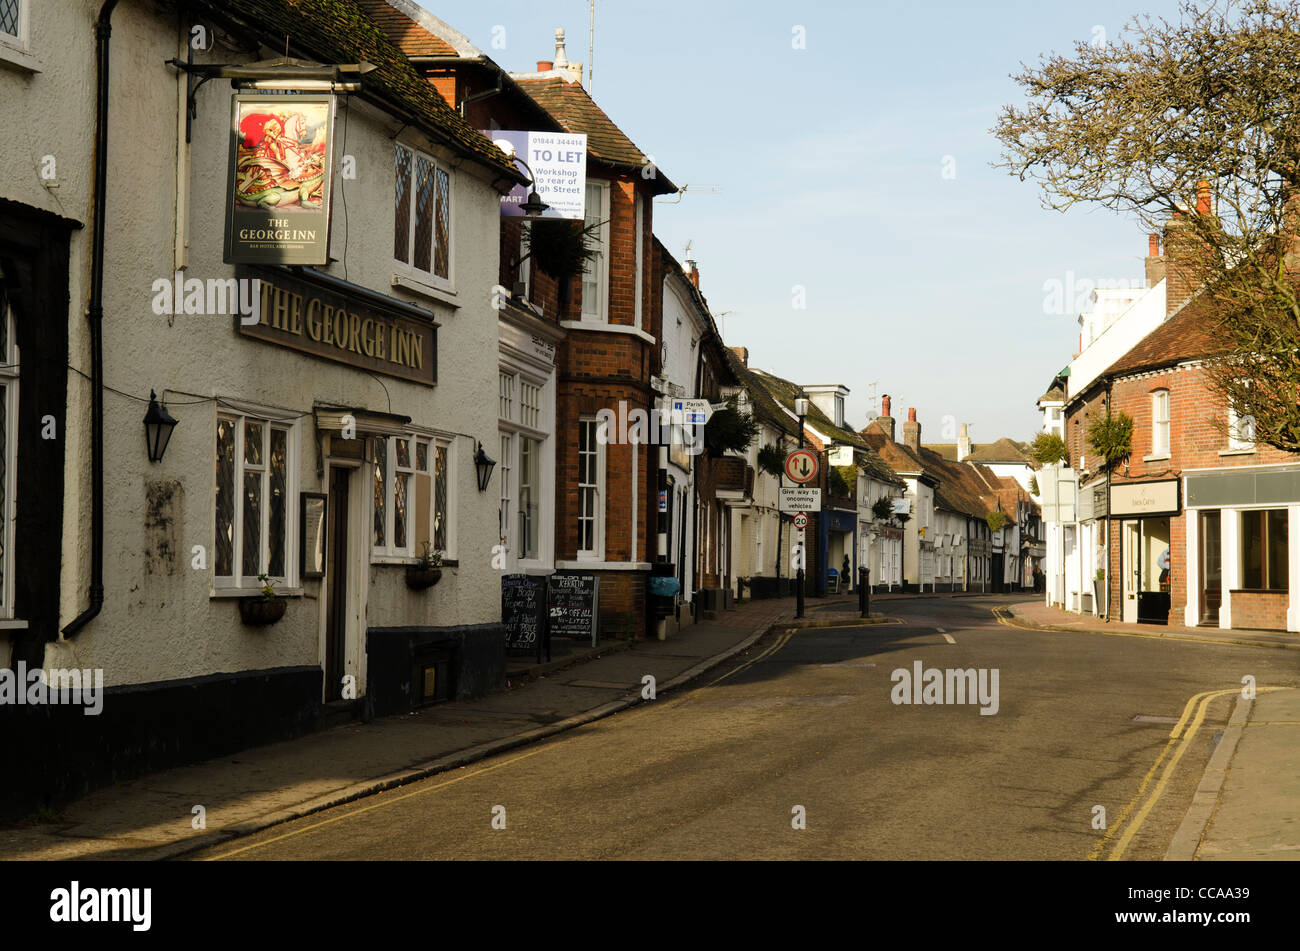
left=144, top=390, right=178, bottom=463
left=475, top=442, right=497, bottom=492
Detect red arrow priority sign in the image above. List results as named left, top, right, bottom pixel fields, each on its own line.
left=784, top=449, right=819, bottom=485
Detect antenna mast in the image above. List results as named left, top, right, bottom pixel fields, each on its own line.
left=588, top=0, right=596, bottom=94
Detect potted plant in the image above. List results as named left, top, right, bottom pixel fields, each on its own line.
left=405, top=542, right=444, bottom=590
left=239, top=573, right=287, bottom=626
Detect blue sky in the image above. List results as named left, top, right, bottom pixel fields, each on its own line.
left=418, top=0, right=1187, bottom=443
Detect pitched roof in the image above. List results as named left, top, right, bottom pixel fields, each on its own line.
left=744, top=367, right=902, bottom=486
left=513, top=76, right=678, bottom=194
left=1104, top=294, right=1224, bottom=377
left=921, top=438, right=1033, bottom=466
left=198, top=0, right=523, bottom=183
left=721, top=351, right=796, bottom=440
left=354, top=0, right=458, bottom=55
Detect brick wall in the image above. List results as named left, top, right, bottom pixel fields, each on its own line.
left=1229, top=590, right=1288, bottom=631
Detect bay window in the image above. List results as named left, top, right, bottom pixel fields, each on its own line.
left=581, top=181, right=609, bottom=321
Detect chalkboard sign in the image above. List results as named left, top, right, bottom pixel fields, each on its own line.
left=548, top=573, right=599, bottom=646
left=502, top=574, right=547, bottom=661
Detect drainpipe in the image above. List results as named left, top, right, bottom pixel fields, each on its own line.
left=63, top=0, right=118, bottom=637
left=1103, top=377, right=1113, bottom=622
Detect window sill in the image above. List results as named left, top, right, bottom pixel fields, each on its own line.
left=560, top=320, right=656, bottom=345
left=0, top=44, right=41, bottom=74
left=211, top=587, right=305, bottom=599
left=392, top=272, right=458, bottom=308
left=1142, top=453, right=1170, bottom=462
left=1219, top=447, right=1256, bottom=456
left=0, top=618, right=30, bottom=630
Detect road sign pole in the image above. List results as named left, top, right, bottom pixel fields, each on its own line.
left=796, top=566, right=805, bottom=619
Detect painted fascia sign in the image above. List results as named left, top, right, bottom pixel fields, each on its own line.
left=488, top=131, right=588, bottom=219
left=225, top=94, right=337, bottom=265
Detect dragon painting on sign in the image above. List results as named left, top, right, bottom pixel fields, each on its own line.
left=234, top=103, right=329, bottom=210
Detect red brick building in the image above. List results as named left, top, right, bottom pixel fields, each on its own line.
left=1070, top=288, right=1300, bottom=631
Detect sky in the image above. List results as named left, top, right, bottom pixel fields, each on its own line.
left=416, top=0, right=1189, bottom=444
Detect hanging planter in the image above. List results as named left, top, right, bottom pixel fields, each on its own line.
left=405, top=566, right=443, bottom=590
left=239, top=597, right=286, bottom=626
left=239, top=573, right=286, bottom=626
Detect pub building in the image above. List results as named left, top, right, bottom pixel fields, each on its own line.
left=0, top=0, right=528, bottom=818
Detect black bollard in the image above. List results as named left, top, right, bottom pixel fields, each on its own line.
left=859, top=566, right=869, bottom=618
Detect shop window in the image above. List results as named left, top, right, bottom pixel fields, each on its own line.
left=373, top=433, right=451, bottom=560
left=215, top=412, right=297, bottom=589
left=1241, top=509, right=1288, bottom=590
left=0, top=297, right=16, bottom=617
left=394, top=143, right=453, bottom=290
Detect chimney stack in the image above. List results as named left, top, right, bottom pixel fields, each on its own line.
left=1145, top=233, right=1165, bottom=288
left=729, top=346, right=748, bottom=367
left=687, top=261, right=700, bottom=288
left=903, top=407, right=921, bottom=454
left=878, top=394, right=895, bottom=442
left=1196, top=179, right=1213, bottom=215
left=957, top=423, right=971, bottom=461
left=537, top=60, right=553, bottom=71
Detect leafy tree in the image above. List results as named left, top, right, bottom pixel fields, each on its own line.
left=704, top=397, right=760, bottom=456
left=1087, top=410, right=1135, bottom=469
left=757, top=443, right=785, bottom=478
left=1028, top=432, right=1068, bottom=465
left=994, top=0, right=1300, bottom=452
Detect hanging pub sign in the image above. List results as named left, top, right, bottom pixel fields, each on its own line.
left=224, top=94, right=337, bottom=265
left=484, top=130, right=588, bottom=220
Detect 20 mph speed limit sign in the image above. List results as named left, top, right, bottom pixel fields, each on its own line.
left=784, top=449, right=819, bottom=484
left=793, top=513, right=809, bottom=530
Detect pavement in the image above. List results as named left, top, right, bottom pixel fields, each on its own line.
left=3, top=590, right=1296, bottom=861
left=0, top=596, right=798, bottom=861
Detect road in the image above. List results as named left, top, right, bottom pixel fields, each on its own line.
left=195, top=596, right=1299, bottom=860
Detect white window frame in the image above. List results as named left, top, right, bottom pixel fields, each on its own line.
left=577, top=415, right=606, bottom=558
left=499, top=365, right=553, bottom=568
left=371, top=432, right=454, bottom=562
left=394, top=142, right=455, bottom=294
left=0, top=0, right=28, bottom=49
left=0, top=301, right=17, bottom=618
left=213, top=409, right=300, bottom=591
left=581, top=180, right=610, bottom=322
left=1228, top=383, right=1256, bottom=451
left=1151, top=389, right=1170, bottom=456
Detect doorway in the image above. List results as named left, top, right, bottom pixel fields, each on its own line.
left=1122, top=517, right=1171, bottom=624
left=324, top=465, right=351, bottom=701
left=1199, top=510, right=1222, bottom=625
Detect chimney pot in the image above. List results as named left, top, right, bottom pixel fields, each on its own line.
left=903, top=409, right=921, bottom=454
left=1148, top=233, right=1161, bottom=257
left=882, top=394, right=891, bottom=417
left=907, top=407, right=917, bottom=422
left=537, top=60, right=553, bottom=71
left=1196, top=179, right=1212, bottom=215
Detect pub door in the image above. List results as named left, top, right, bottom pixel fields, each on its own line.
left=324, top=465, right=351, bottom=701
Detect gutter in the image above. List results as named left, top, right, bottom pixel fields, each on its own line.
left=64, top=0, right=120, bottom=637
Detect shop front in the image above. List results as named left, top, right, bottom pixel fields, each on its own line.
left=1184, top=464, right=1300, bottom=632
left=1111, top=479, right=1179, bottom=625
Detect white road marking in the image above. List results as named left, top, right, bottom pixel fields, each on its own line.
left=942, top=632, right=956, bottom=644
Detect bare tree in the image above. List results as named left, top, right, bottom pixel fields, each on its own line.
left=994, top=0, right=1300, bottom=451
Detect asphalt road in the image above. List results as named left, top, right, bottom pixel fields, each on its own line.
left=195, top=596, right=1299, bottom=860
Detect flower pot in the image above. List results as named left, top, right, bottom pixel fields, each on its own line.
left=405, top=566, right=442, bottom=590
left=239, top=597, right=286, bottom=626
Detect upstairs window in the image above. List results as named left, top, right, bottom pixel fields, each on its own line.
left=581, top=181, right=609, bottom=321
left=1151, top=389, right=1170, bottom=456
left=1228, top=384, right=1256, bottom=451
left=394, top=143, right=453, bottom=290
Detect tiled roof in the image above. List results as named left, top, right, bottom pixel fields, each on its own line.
left=722, top=351, right=796, bottom=440
left=1038, top=384, right=1065, bottom=402
left=922, top=438, right=1033, bottom=465
left=514, top=76, right=679, bottom=194
left=1104, top=294, right=1224, bottom=377
left=354, top=0, right=457, bottom=55
left=744, top=367, right=902, bottom=486
left=198, top=0, right=522, bottom=183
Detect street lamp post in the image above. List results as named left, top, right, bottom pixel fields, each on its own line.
left=794, top=395, right=810, bottom=619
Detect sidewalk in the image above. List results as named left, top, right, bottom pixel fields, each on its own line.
left=0, top=597, right=795, bottom=861
left=1168, top=687, right=1300, bottom=861
left=1007, top=598, right=1300, bottom=650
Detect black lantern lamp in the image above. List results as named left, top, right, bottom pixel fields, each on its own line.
left=474, top=441, right=497, bottom=492
left=144, top=390, right=178, bottom=463
left=519, top=187, right=549, bottom=218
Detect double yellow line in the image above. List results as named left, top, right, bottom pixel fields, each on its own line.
left=1092, top=685, right=1279, bottom=860
left=705, top=629, right=796, bottom=687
